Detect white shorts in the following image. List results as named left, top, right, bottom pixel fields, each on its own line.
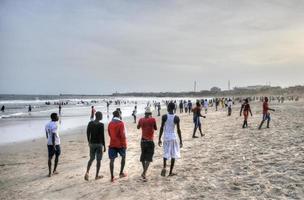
left=163, top=140, right=180, bottom=160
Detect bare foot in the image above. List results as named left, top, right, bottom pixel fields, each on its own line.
left=84, top=173, right=89, bottom=181
left=48, top=174, right=52, bottom=178
left=95, top=175, right=103, bottom=180
left=119, top=173, right=127, bottom=178
left=161, top=168, right=166, bottom=177
left=168, top=173, right=177, bottom=177
left=53, top=171, right=59, bottom=175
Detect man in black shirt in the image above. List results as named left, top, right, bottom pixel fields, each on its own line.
left=84, top=111, right=106, bottom=181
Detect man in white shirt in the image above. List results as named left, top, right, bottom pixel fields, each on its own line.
left=45, top=113, right=61, bottom=177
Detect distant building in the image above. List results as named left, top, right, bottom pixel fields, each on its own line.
left=234, top=85, right=270, bottom=90
left=210, top=87, right=221, bottom=92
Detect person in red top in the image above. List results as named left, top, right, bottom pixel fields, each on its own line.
left=108, top=110, right=127, bottom=182
left=137, top=107, right=157, bottom=181
left=259, top=97, right=275, bottom=129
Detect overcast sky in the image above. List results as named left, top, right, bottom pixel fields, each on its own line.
left=0, top=0, right=303, bottom=94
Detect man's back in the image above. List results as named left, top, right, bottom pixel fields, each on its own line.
left=87, top=121, right=104, bottom=144
left=108, top=120, right=126, bottom=148
left=139, top=117, right=157, bottom=140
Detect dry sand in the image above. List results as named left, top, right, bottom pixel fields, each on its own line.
left=0, top=100, right=303, bottom=200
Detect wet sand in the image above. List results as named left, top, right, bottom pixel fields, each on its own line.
left=0, top=100, right=303, bottom=200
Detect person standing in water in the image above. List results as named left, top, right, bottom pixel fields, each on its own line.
left=192, top=101, right=206, bottom=138
left=45, top=113, right=61, bottom=177
left=84, top=111, right=106, bottom=181
left=1, top=105, right=5, bottom=112
left=158, top=102, right=183, bottom=177
left=58, top=104, right=62, bottom=116
left=258, top=97, right=275, bottom=129
left=137, top=107, right=157, bottom=181
left=240, top=98, right=252, bottom=128
left=28, top=105, right=32, bottom=112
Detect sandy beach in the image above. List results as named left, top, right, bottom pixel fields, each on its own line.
left=0, top=100, right=303, bottom=200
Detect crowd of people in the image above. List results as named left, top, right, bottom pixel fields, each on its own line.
left=44, top=95, right=294, bottom=183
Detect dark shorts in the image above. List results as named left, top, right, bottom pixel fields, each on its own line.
left=89, top=143, right=103, bottom=161
left=193, top=116, right=201, bottom=127
left=108, top=147, right=126, bottom=160
left=263, top=113, right=271, bottom=121
left=47, top=145, right=61, bottom=159
left=140, top=139, right=155, bottom=162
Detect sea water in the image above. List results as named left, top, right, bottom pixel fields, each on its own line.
left=0, top=95, right=207, bottom=145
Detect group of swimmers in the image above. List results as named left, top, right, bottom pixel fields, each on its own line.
left=45, top=96, right=278, bottom=182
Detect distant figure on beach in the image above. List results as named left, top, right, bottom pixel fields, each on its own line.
left=227, top=98, right=232, bottom=116
left=157, top=103, right=161, bottom=116
left=187, top=100, right=192, bottom=115
left=259, top=97, right=275, bottom=129
left=45, top=113, right=60, bottom=177
left=84, top=111, right=106, bottom=181
left=108, top=110, right=127, bottom=182
left=1, top=105, right=4, bottom=112
left=215, top=98, right=219, bottom=111
left=132, top=106, right=137, bottom=123
left=203, top=99, right=208, bottom=114
left=179, top=101, right=184, bottom=113
left=158, top=102, right=183, bottom=177
left=240, top=99, right=252, bottom=128
left=137, top=107, right=157, bottom=181
left=28, top=105, right=32, bottom=112
left=90, top=106, right=96, bottom=121
left=192, top=101, right=206, bottom=138
left=58, top=104, right=62, bottom=116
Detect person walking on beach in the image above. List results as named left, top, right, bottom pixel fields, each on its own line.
left=192, top=101, right=206, bottom=138
left=157, top=103, right=161, bottom=116
left=108, top=110, right=127, bottom=182
left=1, top=105, right=4, bottom=112
left=28, top=105, right=32, bottom=112
left=132, top=106, right=137, bottom=123
left=90, top=106, right=96, bottom=121
left=45, top=113, right=61, bottom=177
left=58, top=104, right=62, bottom=116
left=179, top=101, right=184, bottom=113
left=240, top=98, right=252, bottom=128
left=203, top=99, right=208, bottom=114
left=137, top=107, right=157, bottom=181
left=158, top=102, right=183, bottom=177
left=227, top=98, right=232, bottom=116
left=187, top=100, right=192, bottom=115
left=84, top=111, right=106, bottom=181
left=258, top=97, right=275, bottom=129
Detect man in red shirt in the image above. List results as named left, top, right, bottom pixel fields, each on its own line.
left=108, top=110, right=127, bottom=182
left=259, top=97, right=275, bottom=129
left=137, top=107, right=157, bottom=181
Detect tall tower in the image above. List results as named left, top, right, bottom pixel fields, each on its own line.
left=194, top=81, right=197, bottom=92
left=228, top=80, right=231, bottom=90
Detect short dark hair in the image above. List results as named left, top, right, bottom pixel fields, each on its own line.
left=113, top=110, right=120, bottom=117
left=167, top=102, right=175, bottom=111
left=95, top=111, right=102, bottom=119
left=50, top=113, right=58, bottom=121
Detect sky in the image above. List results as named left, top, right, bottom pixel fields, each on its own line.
left=0, top=0, right=304, bottom=95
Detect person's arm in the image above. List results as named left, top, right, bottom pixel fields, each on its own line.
left=153, top=119, right=157, bottom=131
left=240, top=105, right=244, bottom=116
left=86, top=123, right=91, bottom=144
left=45, top=127, right=48, bottom=139
left=158, top=115, right=167, bottom=147
left=249, top=105, right=253, bottom=116
left=137, top=119, right=141, bottom=129
left=101, top=124, right=106, bottom=152
left=269, top=107, right=275, bottom=112
left=174, top=116, right=183, bottom=148
left=120, top=122, right=127, bottom=148
left=199, top=110, right=206, bottom=118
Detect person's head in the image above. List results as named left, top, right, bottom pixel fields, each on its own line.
left=95, top=111, right=102, bottom=121
left=196, top=101, right=201, bottom=107
left=112, top=110, right=120, bottom=118
left=167, top=102, right=175, bottom=112
left=50, top=113, right=59, bottom=122
left=145, top=107, right=152, bottom=117
left=265, top=97, right=269, bottom=102
left=245, top=98, right=249, bottom=103
left=91, top=106, right=94, bottom=109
